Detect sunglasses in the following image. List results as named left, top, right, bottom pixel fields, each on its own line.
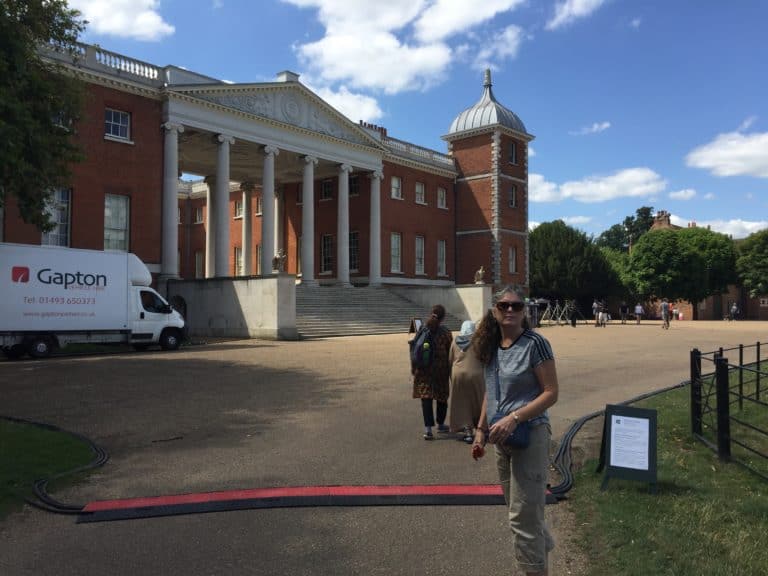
left=495, top=301, right=525, bottom=312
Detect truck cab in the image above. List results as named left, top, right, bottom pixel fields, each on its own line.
left=131, top=287, right=185, bottom=351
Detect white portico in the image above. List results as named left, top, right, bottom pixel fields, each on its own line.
left=160, top=67, right=386, bottom=286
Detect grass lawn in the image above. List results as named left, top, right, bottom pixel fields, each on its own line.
left=571, top=383, right=768, bottom=576
left=0, top=419, right=97, bottom=519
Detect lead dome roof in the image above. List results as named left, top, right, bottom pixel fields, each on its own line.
left=446, top=69, right=529, bottom=138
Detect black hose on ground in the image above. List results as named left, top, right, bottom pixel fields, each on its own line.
left=4, top=380, right=689, bottom=516
left=1, top=415, right=109, bottom=514
left=548, top=380, right=689, bottom=499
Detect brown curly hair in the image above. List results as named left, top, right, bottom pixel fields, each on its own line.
left=472, top=285, right=529, bottom=365
left=426, top=304, right=446, bottom=332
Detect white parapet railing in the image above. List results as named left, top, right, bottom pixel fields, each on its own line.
left=87, top=45, right=161, bottom=83
left=384, top=137, right=454, bottom=168
left=43, top=42, right=164, bottom=87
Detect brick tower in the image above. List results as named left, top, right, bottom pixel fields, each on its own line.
left=443, top=69, right=534, bottom=289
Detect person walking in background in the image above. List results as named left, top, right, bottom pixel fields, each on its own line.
left=449, top=320, right=485, bottom=443
left=661, top=298, right=670, bottom=329
left=471, top=286, right=560, bottom=576
left=412, top=304, right=453, bottom=440
left=619, top=301, right=629, bottom=324
left=598, top=301, right=608, bottom=327
left=634, top=302, right=643, bottom=324
left=592, top=298, right=600, bottom=326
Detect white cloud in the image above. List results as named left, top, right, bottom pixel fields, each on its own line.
left=474, top=25, right=526, bottom=70
left=630, top=17, right=642, bottom=29
left=311, top=84, right=384, bottom=123
left=669, top=188, right=696, bottom=201
left=530, top=168, right=667, bottom=203
left=528, top=173, right=562, bottom=202
left=528, top=146, right=536, bottom=157
left=569, top=121, right=610, bottom=135
left=295, top=32, right=451, bottom=94
left=703, top=192, right=715, bottom=200
left=686, top=131, right=768, bottom=178
left=69, top=0, right=174, bottom=41
left=284, top=0, right=527, bottom=94
left=414, top=0, right=526, bottom=43
left=666, top=213, right=767, bottom=239
left=695, top=219, right=768, bottom=240
left=562, top=215, right=592, bottom=225
left=562, top=168, right=667, bottom=203
left=529, top=221, right=541, bottom=231
left=738, top=116, right=757, bottom=131
left=546, top=0, right=608, bottom=31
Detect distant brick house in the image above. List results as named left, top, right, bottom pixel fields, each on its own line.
left=645, top=210, right=766, bottom=320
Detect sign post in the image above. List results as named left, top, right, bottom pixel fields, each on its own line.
left=597, top=404, right=658, bottom=493
left=408, top=317, right=422, bottom=334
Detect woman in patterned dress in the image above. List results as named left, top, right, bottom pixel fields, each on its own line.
left=412, top=304, right=453, bottom=440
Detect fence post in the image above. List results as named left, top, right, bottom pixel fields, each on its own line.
left=690, top=348, right=702, bottom=436
left=738, top=344, right=744, bottom=410
left=757, top=342, right=761, bottom=402
left=715, top=355, right=731, bottom=461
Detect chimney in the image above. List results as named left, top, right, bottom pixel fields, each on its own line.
left=276, top=70, right=300, bottom=83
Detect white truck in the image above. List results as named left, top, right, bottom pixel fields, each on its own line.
left=0, top=243, right=186, bottom=359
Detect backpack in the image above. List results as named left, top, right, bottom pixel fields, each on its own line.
left=409, top=326, right=435, bottom=370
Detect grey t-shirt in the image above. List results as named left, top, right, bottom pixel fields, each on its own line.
left=484, top=329, right=554, bottom=427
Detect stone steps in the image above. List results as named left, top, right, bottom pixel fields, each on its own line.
left=295, top=285, right=463, bottom=339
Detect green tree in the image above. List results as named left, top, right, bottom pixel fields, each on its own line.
left=530, top=220, right=618, bottom=303
left=595, top=206, right=655, bottom=252
left=628, top=229, right=681, bottom=299
left=594, top=223, right=627, bottom=251
left=736, top=229, right=768, bottom=298
left=0, top=0, right=85, bottom=230
left=627, top=206, right=655, bottom=244
left=630, top=227, right=736, bottom=318
left=676, top=227, right=736, bottom=304
left=601, top=247, right=635, bottom=301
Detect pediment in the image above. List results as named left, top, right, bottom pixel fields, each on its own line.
left=171, top=83, right=381, bottom=149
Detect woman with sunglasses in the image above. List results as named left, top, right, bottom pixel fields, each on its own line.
left=471, top=285, right=559, bottom=576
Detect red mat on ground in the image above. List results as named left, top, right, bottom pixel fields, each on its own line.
left=77, top=484, right=507, bottom=523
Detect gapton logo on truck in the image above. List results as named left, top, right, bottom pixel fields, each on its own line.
left=11, top=266, right=109, bottom=289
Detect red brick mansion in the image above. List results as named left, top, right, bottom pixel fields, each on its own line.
left=1, top=44, right=533, bottom=291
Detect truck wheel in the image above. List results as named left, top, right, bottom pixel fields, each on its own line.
left=27, top=337, right=53, bottom=359
left=159, top=329, right=181, bottom=351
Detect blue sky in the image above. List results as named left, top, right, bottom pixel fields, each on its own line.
left=69, top=0, right=768, bottom=239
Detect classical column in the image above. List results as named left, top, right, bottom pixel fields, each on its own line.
left=301, top=155, right=318, bottom=285
left=215, top=134, right=235, bottom=278
left=204, top=175, right=216, bottom=278
left=241, top=181, right=254, bottom=275
left=260, top=145, right=279, bottom=274
left=275, top=185, right=284, bottom=256
left=161, top=122, right=184, bottom=280
left=337, top=164, right=352, bottom=287
left=368, top=170, right=383, bottom=286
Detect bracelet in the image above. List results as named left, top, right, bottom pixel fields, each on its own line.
left=512, top=412, right=520, bottom=423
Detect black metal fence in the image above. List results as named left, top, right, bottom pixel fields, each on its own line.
left=690, top=342, right=768, bottom=481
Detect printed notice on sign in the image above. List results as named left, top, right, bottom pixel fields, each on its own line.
left=609, top=415, right=649, bottom=471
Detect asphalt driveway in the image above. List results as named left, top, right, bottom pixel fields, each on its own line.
left=1, top=320, right=765, bottom=575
